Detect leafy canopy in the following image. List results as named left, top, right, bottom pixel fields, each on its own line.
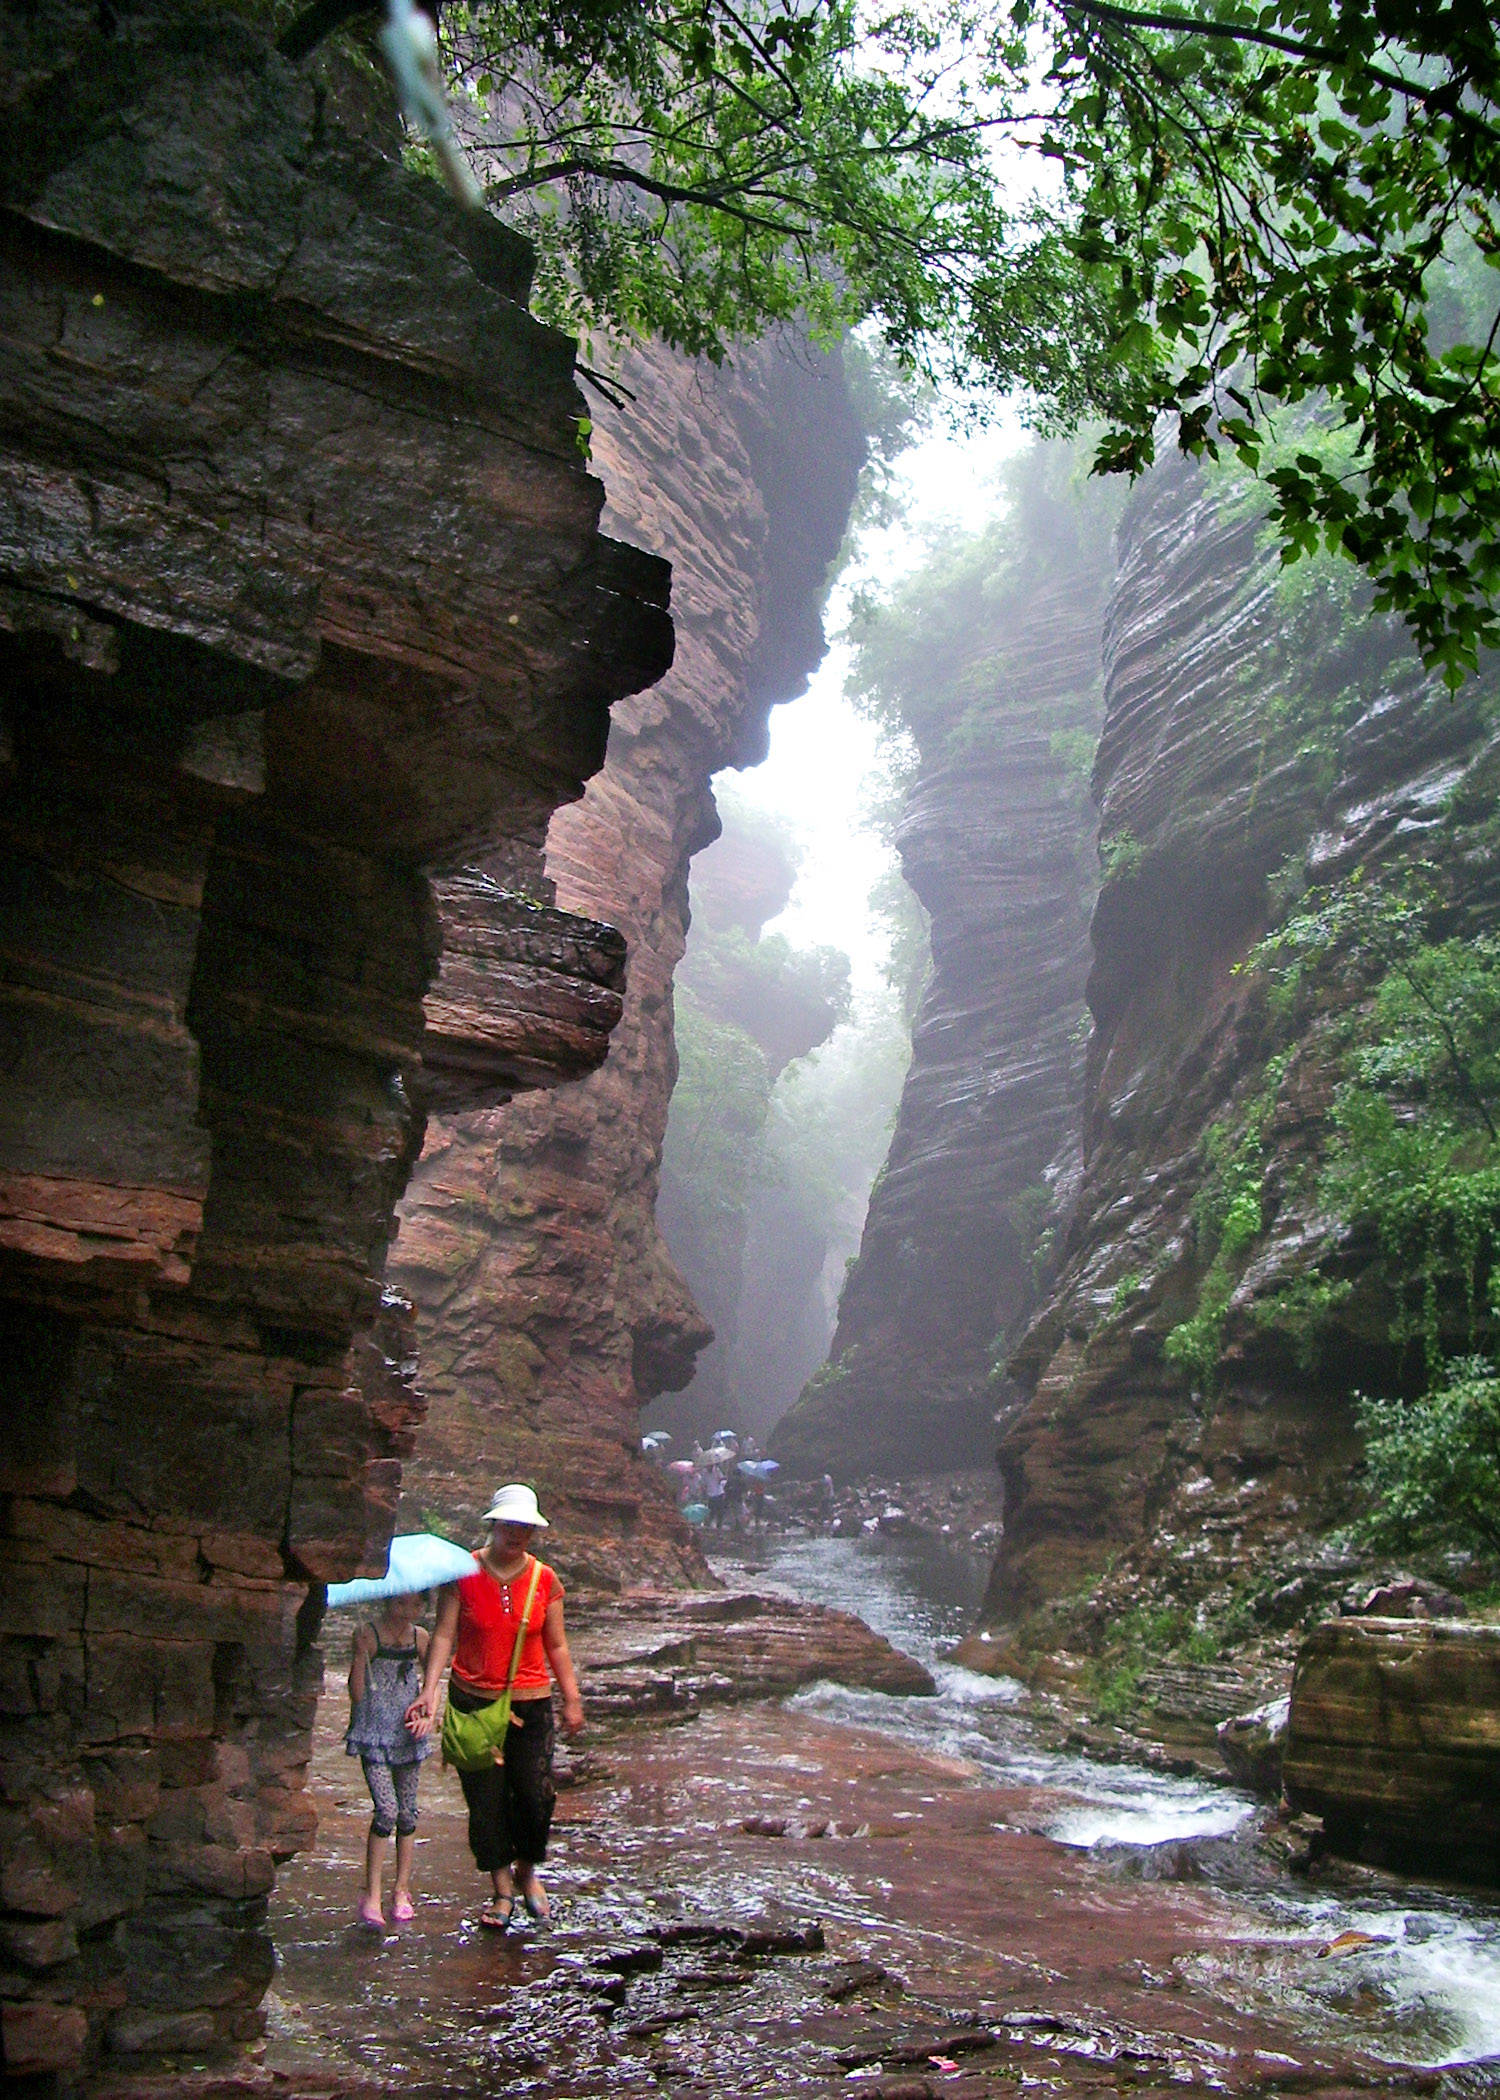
left=282, top=0, right=1500, bottom=685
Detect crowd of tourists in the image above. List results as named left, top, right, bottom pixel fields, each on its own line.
left=640, top=1427, right=793, bottom=1531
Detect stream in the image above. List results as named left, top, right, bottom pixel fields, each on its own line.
left=262, top=1533, right=1500, bottom=2095
left=710, top=1531, right=1500, bottom=2072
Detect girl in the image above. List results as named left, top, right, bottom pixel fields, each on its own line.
left=346, top=1591, right=432, bottom=1930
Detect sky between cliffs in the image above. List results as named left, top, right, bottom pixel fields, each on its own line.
left=718, top=407, right=1025, bottom=994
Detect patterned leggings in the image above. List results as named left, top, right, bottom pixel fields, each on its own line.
left=362, top=1758, right=422, bottom=1838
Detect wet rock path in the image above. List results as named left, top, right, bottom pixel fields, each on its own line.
left=218, top=1685, right=1446, bottom=2099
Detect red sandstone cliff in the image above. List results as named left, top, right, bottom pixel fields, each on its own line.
left=0, top=7, right=670, bottom=2074
left=392, top=338, right=865, bottom=1586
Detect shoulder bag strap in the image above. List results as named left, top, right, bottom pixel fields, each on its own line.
left=503, top=1558, right=545, bottom=1696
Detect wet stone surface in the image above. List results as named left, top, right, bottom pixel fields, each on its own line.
left=84, top=1673, right=1473, bottom=2098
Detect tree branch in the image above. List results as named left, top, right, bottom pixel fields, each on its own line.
left=1055, top=0, right=1499, bottom=133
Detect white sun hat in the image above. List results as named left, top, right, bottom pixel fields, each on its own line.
left=481, top=1483, right=550, bottom=1529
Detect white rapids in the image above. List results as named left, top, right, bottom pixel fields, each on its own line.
left=710, top=1528, right=1500, bottom=2069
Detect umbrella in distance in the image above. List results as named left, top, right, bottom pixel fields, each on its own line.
left=739, top=1459, right=780, bottom=1478
left=667, top=1459, right=698, bottom=1475
left=326, top=1532, right=477, bottom=1608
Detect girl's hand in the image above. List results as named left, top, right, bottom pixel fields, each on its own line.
left=404, top=1695, right=436, bottom=1737
left=561, top=1693, right=585, bottom=1737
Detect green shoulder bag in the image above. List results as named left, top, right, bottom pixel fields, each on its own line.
left=440, top=1557, right=544, bottom=1773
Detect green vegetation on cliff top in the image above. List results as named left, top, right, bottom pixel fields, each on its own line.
left=281, top=0, right=1500, bottom=684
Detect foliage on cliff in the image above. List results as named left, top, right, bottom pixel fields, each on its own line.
left=844, top=438, right=1121, bottom=765
left=279, top=0, right=1500, bottom=680
left=1154, top=836, right=1500, bottom=1566
left=1247, top=864, right=1500, bottom=1559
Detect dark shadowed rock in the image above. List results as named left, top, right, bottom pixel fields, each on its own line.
left=1284, top=1618, right=1500, bottom=1875
left=0, top=3, right=670, bottom=2070
left=987, top=453, right=1500, bottom=1625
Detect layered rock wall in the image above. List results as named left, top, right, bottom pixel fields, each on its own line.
left=1284, top=1618, right=1500, bottom=1871
left=393, top=339, right=864, bottom=1583
left=0, top=8, right=670, bottom=2074
left=988, top=457, right=1499, bottom=1624
left=773, top=506, right=1111, bottom=1480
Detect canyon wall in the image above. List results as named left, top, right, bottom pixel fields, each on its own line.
left=392, top=339, right=865, bottom=1583
left=987, top=455, right=1500, bottom=1630
left=0, top=7, right=671, bottom=2076
left=772, top=466, right=1113, bottom=1480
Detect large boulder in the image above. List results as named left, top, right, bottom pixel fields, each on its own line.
left=1283, top=1618, right=1500, bottom=1874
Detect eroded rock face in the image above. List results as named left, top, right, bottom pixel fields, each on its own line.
left=0, top=6, right=669, bottom=2072
left=772, top=535, right=1111, bottom=1481
left=571, top=1588, right=937, bottom=1713
left=1284, top=1619, right=1500, bottom=1873
left=987, top=456, right=1499, bottom=1624
left=393, top=338, right=864, bottom=1584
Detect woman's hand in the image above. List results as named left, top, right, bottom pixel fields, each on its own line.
left=404, top=1693, right=437, bottom=1738
left=561, top=1692, right=585, bottom=1737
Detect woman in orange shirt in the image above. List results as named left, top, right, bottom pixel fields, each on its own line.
left=405, top=1484, right=584, bottom=1930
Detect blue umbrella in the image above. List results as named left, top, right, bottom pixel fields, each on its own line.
left=739, top=1459, right=780, bottom=1478
left=325, top=1532, right=477, bottom=1607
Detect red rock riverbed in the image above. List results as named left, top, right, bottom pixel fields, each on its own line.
left=221, top=1673, right=1444, bottom=2100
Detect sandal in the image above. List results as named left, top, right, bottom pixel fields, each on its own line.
left=391, top=1892, right=415, bottom=1923
left=520, top=1891, right=551, bottom=1926
left=356, top=1898, right=385, bottom=1933
left=477, top=1895, right=515, bottom=1931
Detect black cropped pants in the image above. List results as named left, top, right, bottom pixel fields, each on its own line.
left=448, top=1685, right=557, bottom=1870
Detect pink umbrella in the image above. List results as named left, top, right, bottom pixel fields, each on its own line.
left=667, top=1459, right=697, bottom=1475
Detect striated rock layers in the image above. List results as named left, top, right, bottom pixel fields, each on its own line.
left=392, top=338, right=864, bottom=1584
left=987, top=455, right=1500, bottom=1625
left=773, top=497, right=1112, bottom=1482
left=1284, top=1618, right=1500, bottom=1873
left=0, top=7, right=671, bottom=2076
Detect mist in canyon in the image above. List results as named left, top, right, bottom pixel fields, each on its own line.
left=8, top=10, right=1500, bottom=2083
left=647, top=408, right=1030, bottom=1451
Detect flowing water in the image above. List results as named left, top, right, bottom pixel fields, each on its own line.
left=710, top=1530, right=1500, bottom=2071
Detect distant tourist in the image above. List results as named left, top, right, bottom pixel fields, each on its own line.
left=345, top=1591, right=432, bottom=1931
left=723, top=1462, right=747, bottom=1531
left=404, top=1485, right=584, bottom=1930
left=702, top=1462, right=727, bottom=1528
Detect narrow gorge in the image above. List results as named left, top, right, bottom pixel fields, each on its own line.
left=390, top=336, right=864, bottom=1588
left=6, top=0, right=1500, bottom=2086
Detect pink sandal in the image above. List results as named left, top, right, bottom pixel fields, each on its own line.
left=356, top=1898, right=385, bottom=1932
left=391, top=1892, right=415, bottom=1923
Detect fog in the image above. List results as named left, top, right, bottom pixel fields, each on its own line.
left=646, top=408, right=1025, bottom=1447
